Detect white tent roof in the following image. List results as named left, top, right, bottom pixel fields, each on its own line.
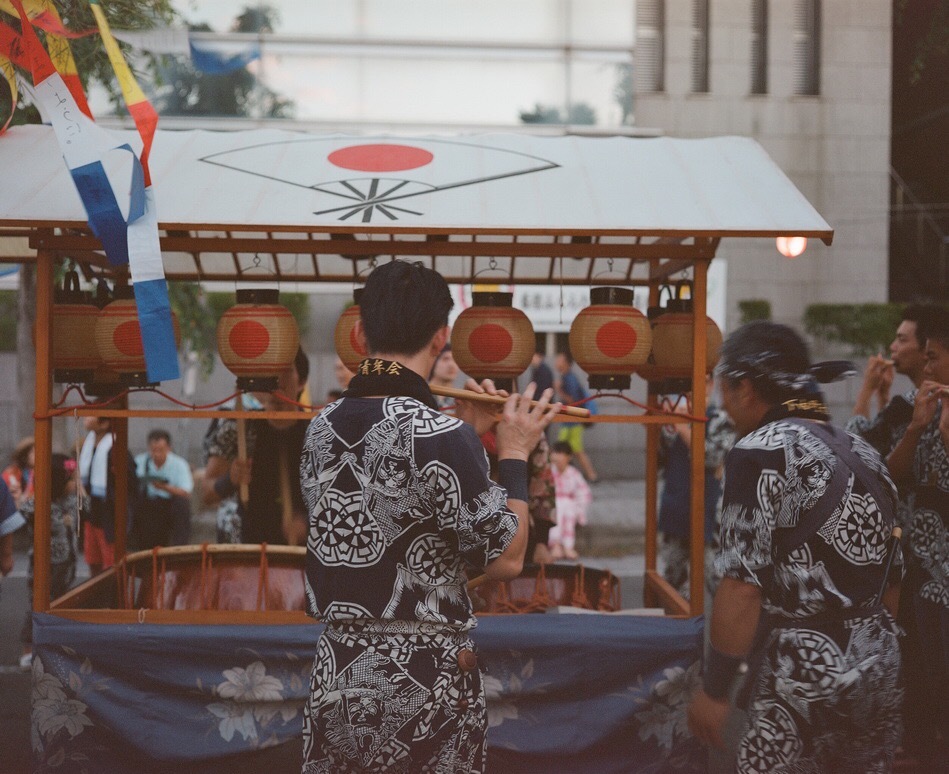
left=0, top=126, right=831, bottom=284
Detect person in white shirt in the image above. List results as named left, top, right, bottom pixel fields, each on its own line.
left=134, top=429, right=194, bottom=549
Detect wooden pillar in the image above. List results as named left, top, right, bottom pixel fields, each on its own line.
left=32, top=249, right=54, bottom=612
left=643, top=280, right=660, bottom=607
left=688, top=258, right=709, bottom=615
left=113, top=408, right=129, bottom=562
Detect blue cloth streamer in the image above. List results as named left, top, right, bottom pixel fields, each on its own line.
left=133, top=278, right=180, bottom=382
left=189, top=39, right=261, bottom=74
left=69, top=145, right=145, bottom=267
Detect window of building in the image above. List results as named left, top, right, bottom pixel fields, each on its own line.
left=690, top=0, right=710, bottom=93
left=793, top=0, right=820, bottom=95
left=750, top=0, right=768, bottom=94
left=635, top=0, right=665, bottom=92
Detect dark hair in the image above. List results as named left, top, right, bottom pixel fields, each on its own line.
left=12, top=438, right=34, bottom=468
left=557, top=351, right=574, bottom=365
left=326, top=389, right=343, bottom=401
left=147, top=429, right=171, bottom=446
left=50, top=453, right=74, bottom=502
left=902, top=304, right=934, bottom=349
left=551, top=441, right=574, bottom=456
left=294, top=347, right=310, bottom=384
left=718, top=321, right=812, bottom=405
left=918, top=306, right=949, bottom=350
left=360, top=261, right=453, bottom=356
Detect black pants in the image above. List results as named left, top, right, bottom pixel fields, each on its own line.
left=133, top=496, right=191, bottom=550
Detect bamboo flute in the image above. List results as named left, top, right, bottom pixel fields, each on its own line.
left=429, top=384, right=590, bottom=418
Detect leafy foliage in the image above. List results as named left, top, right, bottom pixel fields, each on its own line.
left=737, top=299, right=771, bottom=325
left=151, top=4, right=293, bottom=118
left=519, top=102, right=596, bottom=125
left=0, top=290, right=16, bottom=351
left=0, top=0, right=177, bottom=123
left=803, top=303, right=905, bottom=356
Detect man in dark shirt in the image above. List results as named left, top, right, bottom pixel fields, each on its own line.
left=203, top=349, right=310, bottom=545
left=688, top=322, right=902, bottom=773
left=300, top=260, right=558, bottom=773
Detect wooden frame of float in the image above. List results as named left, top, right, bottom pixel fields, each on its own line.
left=27, top=232, right=719, bottom=622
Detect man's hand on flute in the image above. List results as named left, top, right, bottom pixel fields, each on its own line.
left=453, top=378, right=510, bottom=436
left=495, top=383, right=561, bottom=462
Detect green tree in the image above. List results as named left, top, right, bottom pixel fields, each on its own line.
left=519, top=101, right=597, bottom=125
left=153, top=4, right=293, bottom=118
left=613, top=62, right=633, bottom=125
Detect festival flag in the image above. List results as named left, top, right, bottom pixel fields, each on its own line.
left=87, top=0, right=177, bottom=383
left=88, top=0, right=156, bottom=183
left=12, top=0, right=143, bottom=267
left=0, top=0, right=92, bottom=116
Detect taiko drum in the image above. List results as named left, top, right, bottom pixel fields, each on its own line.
left=94, top=286, right=181, bottom=386
left=451, top=292, right=534, bottom=390
left=569, top=287, right=651, bottom=390
left=52, top=270, right=99, bottom=383
left=333, top=288, right=366, bottom=373
left=216, top=289, right=300, bottom=391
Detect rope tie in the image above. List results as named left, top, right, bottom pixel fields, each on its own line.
left=256, top=544, right=270, bottom=611
left=571, top=564, right=590, bottom=609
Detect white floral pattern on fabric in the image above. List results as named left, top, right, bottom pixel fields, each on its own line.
left=205, top=661, right=302, bottom=744
left=633, top=662, right=702, bottom=752
left=31, top=657, right=93, bottom=754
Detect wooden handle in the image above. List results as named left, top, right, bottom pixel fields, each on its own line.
left=466, top=573, right=489, bottom=591
left=235, top=392, right=250, bottom=506
left=430, top=384, right=590, bottom=418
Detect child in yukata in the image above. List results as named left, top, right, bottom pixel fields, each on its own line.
left=547, top=441, right=591, bottom=560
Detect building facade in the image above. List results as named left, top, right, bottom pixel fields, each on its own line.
left=634, top=0, right=892, bottom=330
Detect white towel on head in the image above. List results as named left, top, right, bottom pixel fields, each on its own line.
left=78, top=431, right=113, bottom=499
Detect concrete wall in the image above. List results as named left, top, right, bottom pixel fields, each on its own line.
left=634, top=0, right=892, bottom=331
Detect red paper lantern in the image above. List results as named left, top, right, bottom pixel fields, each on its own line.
left=94, top=286, right=181, bottom=386
left=334, top=288, right=367, bottom=373
left=52, top=269, right=99, bottom=384
left=650, top=302, right=723, bottom=372
left=217, top=289, right=300, bottom=391
left=569, top=287, right=651, bottom=390
left=451, top=292, right=534, bottom=390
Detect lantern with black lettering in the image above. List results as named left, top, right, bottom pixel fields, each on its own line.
left=52, top=269, right=99, bottom=384
left=334, top=288, right=366, bottom=373
left=569, top=287, right=651, bottom=390
left=94, top=286, right=181, bottom=386
left=451, top=292, right=534, bottom=391
left=216, top=289, right=300, bottom=391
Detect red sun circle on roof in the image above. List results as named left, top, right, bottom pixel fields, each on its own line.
left=328, top=144, right=434, bottom=173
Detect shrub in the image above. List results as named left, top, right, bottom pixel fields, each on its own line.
left=803, top=303, right=904, bottom=356
left=737, top=299, right=771, bottom=325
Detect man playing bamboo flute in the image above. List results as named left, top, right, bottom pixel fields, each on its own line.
left=299, top=260, right=559, bottom=773
left=688, top=321, right=902, bottom=773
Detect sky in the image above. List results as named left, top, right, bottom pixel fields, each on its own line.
left=167, top=0, right=636, bottom=127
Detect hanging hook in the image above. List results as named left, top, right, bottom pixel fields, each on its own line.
left=470, top=256, right=506, bottom=281
left=592, top=256, right=625, bottom=281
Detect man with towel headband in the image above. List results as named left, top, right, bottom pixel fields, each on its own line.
left=688, top=321, right=902, bottom=773
left=299, top=260, right=559, bottom=773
